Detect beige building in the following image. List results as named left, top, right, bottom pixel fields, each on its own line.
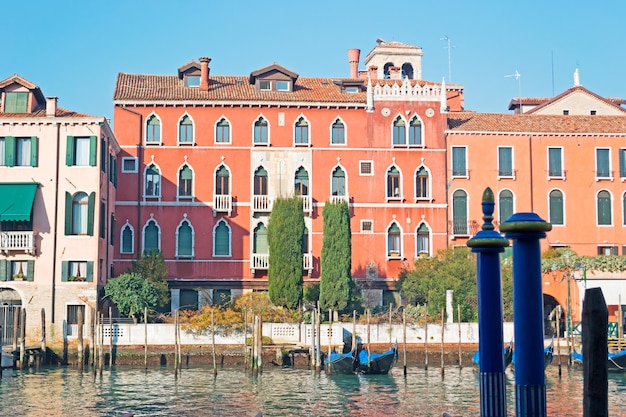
left=0, top=75, right=119, bottom=347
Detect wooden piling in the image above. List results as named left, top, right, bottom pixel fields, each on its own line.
left=440, top=308, right=445, bottom=376
left=557, top=305, right=562, bottom=377
left=144, top=307, right=148, bottom=370
left=403, top=309, right=407, bottom=376
left=457, top=304, right=462, bottom=368
left=310, top=308, right=316, bottom=370
left=12, top=307, right=19, bottom=353
left=424, top=315, right=429, bottom=370
left=582, top=287, right=608, bottom=417
left=389, top=304, right=393, bottom=344
left=77, top=307, right=84, bottom=370
left=243, top=309, right=248, bottom=370
left=327, top=309, right=332, bottom=374
left=351, top=310, right=356, bottom=355
left=40, top=308, right=46, bottom=367
left=90, top=307, right=96, bottom=368
left=257, top=315, right=263, bottom=374
left=315, top=308, right=321, bottom=373
left=98, top=313, right=103, bottom=375
left=251, top=315, right=258, bottom=376
left=108, top=307, right=113, bottom=367
left=19, top=308, right=26, bottom=369
left=174, top=309, right=179, bottom=378
left=212, top=309, right=217, bottom=376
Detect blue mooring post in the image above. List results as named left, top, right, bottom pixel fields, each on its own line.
left=500, top=212, right=551, bottom=417
left=467, top=188, right=510, bottom=417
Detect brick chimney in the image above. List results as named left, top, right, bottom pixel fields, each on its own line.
left=348, top=48, right=360, bottom=79
left=389, top=66, right=402, bottom=80
left=368, top=65, right=378, bottom=81
left=199, top=57, right=211, bottom=91
left=46, top=97, right=57, bottom=117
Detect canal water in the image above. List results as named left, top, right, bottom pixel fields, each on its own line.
left=0, top=365, right=625, bottom=416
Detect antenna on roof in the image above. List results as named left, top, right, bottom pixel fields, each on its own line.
left=505, top=70, right=522, bottom=113
left=440, top=36, right=454, bottom=83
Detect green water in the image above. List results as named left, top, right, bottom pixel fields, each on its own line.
left=0, top=365, right=624, bottom=416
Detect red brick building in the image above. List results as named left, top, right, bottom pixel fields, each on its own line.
left=112, top=40, right=462, bottom=310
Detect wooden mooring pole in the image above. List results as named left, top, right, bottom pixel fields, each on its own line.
left=77, top=307, right=84, bottom=370
left=424, top=315, right=429, bottom=370
left=582, top=287, right=608, bottom=417
left=20, top=308, right=26, bottom=369
left=327, top=309, right=332, bottom=375
left=108, top=307, right=113, bottom=367
left=211, top=309, right=217, bottom=376
left=40, top=308, right=46, bottom=367
left=457, top=304, right=462, bottom=369
left=174, top=309, right=179, bottom=378
left=403, top=309, right=407, bottom=376
left=144, top=307, right=148, bottom=370
left=557, top=305, right=562, bottom=377
left=315, top=308, right=321, bottom=373
left=440, top=308, right=445, bottom=376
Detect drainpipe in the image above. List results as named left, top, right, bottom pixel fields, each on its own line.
left=119, top=106, right=143, bottom=261
left=528, top=134, right=534, bottom=212
left=51, top=122, right=61, bottom=323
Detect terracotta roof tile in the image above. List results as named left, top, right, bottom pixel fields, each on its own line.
left=447, top=112, right=626, bottom=134
left=0, top=107, right=94, bottom=118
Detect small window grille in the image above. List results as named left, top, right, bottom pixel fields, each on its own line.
left=361, top=220, right=373, bottom=233
left=360, top=161, right=373, bottom=175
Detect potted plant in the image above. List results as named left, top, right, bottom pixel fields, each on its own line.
left=12, top=273, right=24, bottom=281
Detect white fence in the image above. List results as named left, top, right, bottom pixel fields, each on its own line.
left=82, top=322, right=515, bottom=348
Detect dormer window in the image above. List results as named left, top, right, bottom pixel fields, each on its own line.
left=276, top=81, right=290, bottom=91
left=187, top=75, right=200, bottom=88
left=345, top=87, right=359, bottom=93
left=259, top=81, right=271, bottom=91
left=4, top=92, right=28, bottom=113
left=250, top=63, right=298, bottom=93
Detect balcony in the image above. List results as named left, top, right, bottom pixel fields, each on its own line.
left=303, top=253, right=313, bottom=271
left=251, top=253, right=269, bottom=274
left=330, top=195, right=348, bottom=204
left=253, top=195, right=273, bottom=213
left=300, top=195, right=312, bottom=215
left=449, top=220, right=480, bottom=238
left=213, top=194, right=232, bottom=216
left=1, top=231, right=35, bottom=254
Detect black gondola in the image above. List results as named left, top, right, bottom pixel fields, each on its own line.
left=327, top=350, right=357, bottom=374
left=356, top=344, right=398, bottom=375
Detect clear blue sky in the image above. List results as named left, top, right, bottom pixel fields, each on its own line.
left=5, top=0, right=626, bottom=122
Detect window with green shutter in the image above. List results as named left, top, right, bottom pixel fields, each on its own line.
left=452, top=147, right=467, bottom=176
left=452, top=190, right=468, bottom=234
left=498, top=147, right=513, bottom=176
left=4, top=136, right=15, bottom=166
left=597, top=190, right=612, bottom=225
left=620, top=149, right=626, bottom=178
left=387, top=223, right=401, bottom=256
left=144, top=220, right=159, bottom=253
left=121, top=224, right=134, bottom=254
left=101, top=139, right=107, bottom=172
left=5, top=92, right=28, bottom=113
left=596, top=148, right=610, bottom=178
left=253, top=223, right=268, bottom=254
left=499, top=190, right=514, bottom=223
left=549, top=190, right=564, bottom=225
left=179, top=165, right=193, bottom=197
left=214, top=220, right=230, bottom=256
left=177, top=220, right=193, bottom=257
left=548, top=147, right=562, bottom=177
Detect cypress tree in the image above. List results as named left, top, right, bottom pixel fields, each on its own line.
left=320, top=200, right=353, bottom=311
left=267, top=196, right=305, bottom=309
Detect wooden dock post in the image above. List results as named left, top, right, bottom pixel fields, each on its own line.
left=243, top=310, right=248, bottom=370
left=582, top=287, right=608, bottom=417
left=212, top=309, right=217, bottom=376
left=352, top=310, right=356, bottom=356
left=557, top=305, right=562, bottom=377
left=389, top=304, right=393, bottom=345
left=12, top=307, right=19, bottom=353
left=144, top=307, right=148, bottom=370
left=327, top=309, right=332, bottom=374
left=98, top=313, right=104, bottom=375
left=309, top=308, right=315, bottom=370
left=424, top=315, right=429, bottom=370
left=19, top=308, right=26, bottom=369
left=315, top=308, right=321, bottom=373
left=366, top=309, right=371, bottom=366
left=457, top=305, right=462, bottom=368
left=108, top=307, right=113, bottom=367
left=174, top=309, right=179, bottom=378
left=77, top=307, right=84, bottom=370
left=440, top=308, right=445, bottom=376
left=403, top=309, right=407, bottom=376
left=40, top=308, right=46, bottom=367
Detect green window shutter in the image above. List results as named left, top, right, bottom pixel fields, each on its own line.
left=66, top=136, right=74, bottom=166
left=89, top=136, right=97, bottom=167
left=0, top=260, right=7, bottom=281
left=30, top=136, right=38, bottom=167
left=122, top=226, right=133, bottom=253
left=87, top=192, right=95, bottom=236
left=101, top=139, right=107, bottom=172
left=215, top=222, right=230, bottom=255
left=5, top=136, right=15, bottom=166
left=86, top=261, right=94, bottom=282
left=26, top=260, right=35, bottom=281
left=113, top=158, right=118, bottom=187
left=549, top=191, right=564, bottom=225
left=178, top=223, right=192, bottom=257
left=61, top=261, right=69, bottom=282
left=64, top=192, right=72, bottom=235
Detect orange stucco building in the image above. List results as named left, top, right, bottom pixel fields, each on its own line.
left=112, top=41, right=462, bottom=309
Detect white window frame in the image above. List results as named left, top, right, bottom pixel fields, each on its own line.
left=594, top=147, right=613, bottom=181
left=547, top=147, right=565, bottom=180
left=360, top=219, right=374, bottom=233
left=451, top=146, right=469, bottom=178
left=121, top=157, right=138, bottom=173
left=120, top=222, right=135, bottom=254
left=497, top=146, right=515, bottom=179
left=359, top=160, right=374, bottom=176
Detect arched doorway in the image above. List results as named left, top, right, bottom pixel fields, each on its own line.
left=0, top=288, right=22, bottom=345
left=543, top=293, right=565, bottom=338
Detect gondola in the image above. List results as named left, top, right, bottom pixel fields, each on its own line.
left=327, top=350, right=357, bottom=374
left=356, top=344, right=398, bottom=375
left=511, top=342, right=554, bottom=371
left=471, top=340, right=514, bottom=370
left=572, top=348, right=626, bottom=372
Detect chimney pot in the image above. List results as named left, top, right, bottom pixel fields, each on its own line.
left=348, top=49, right=361, bottom=79
left=199, top=56, right=211, bottom=91
left=46, top=97, right=58, bottom=117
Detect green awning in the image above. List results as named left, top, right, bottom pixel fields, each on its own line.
left=0, top=183, right=38, bottom=221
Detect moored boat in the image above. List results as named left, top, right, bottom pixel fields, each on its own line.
left=572, top=348, right=626, bottom=372
left=327, top=350, right=357, bottom=374
left=356, top=344, right=398, bottom=375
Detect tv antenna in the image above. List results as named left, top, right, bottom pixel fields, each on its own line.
left=440, top=36, right=454, bottom=83
left=505, top=70, right=522, bottom=112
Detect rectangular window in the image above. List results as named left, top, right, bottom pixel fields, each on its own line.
left=548, top=147, right=563, bottom=177
left=451, top=146, right=467, bottom=177
left=498, top=147, right=513, bottom=177
left=186, top=75, right=200, bottom=87
left=15, top=137, right=33, bottom=166
left=620, top=149, right=626, bottom=178
left=66, top=136, right=96, bottom=167
left=276, top=81, right=289, bottom=91
left=67, top=305, right=85, bottom=325
left=361, top=220, right=373, bottom=233
left=596, top=148, right=611, bottom=178
left=99, top=202, right=106, bottom=239
left=122, top=157, right=138, bottom=173
left=597, top=246, right=618, bottom=256
left=62, top=260, right=93, bottom=282
left=359, top=161, right=373, bottom=176
left=0, top=137, right=4, bottom=166
left=11, top=260, right=28, bottom=281
left=4, top=92, right=28, bottom=113
left=259, top=80, right=271, bottom=91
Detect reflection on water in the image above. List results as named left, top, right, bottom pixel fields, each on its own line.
left=0, top=365, right=624, bottom=416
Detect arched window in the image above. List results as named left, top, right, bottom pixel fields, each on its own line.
left=121, top=223, right=134, bottom=254
left=331, top=167, right=346, bottom=196
left=294, top=117, right=309, bottom=145
left=499, top=190, right=514, bottom=224
left=145, top=164, right=161, bottom=197
left=253, top=223, right=268, bottom=254
left=146, top=115, right=161, bottom=144
left=143, top=219, right=160, bottom=254
left=387, top=166, right=401, bottom=198
left=214, top=219, right=231, bottom=256
left=387, top=223, right=401, bottom=257
left=597, top=190, right=612, bottom=225
left=177, top=220, right=193, bottom=258
left=549, top=190, right=564, bottom=225
left=408, top=116, right=422, bottom=145
left=216, top=118, right=230, bottom=143
left=294, top=167, right=309, bottom=196
left=179, top=115, right=194, bottom=144
left=178, top=165, right=193, bottom=197
left=71, top=192, right=89, bottom=235
left=401, top=63, right=414, bottom=79
left=215, top=165, right=230, bottom=195
left=416, top=167, right=429, bottom=199
left=331, top=119, right=345, bottom=144
left=383, top=62, right=394, bottom=79
left=416, top=223, right=430, bottom=256
left=393, top=116, right=406, bottom=145
left=452, top=190, right=468, bottom=234
left=254, top=167, right=268, bottom=196
left=254, top=117, right=268, bottom=144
